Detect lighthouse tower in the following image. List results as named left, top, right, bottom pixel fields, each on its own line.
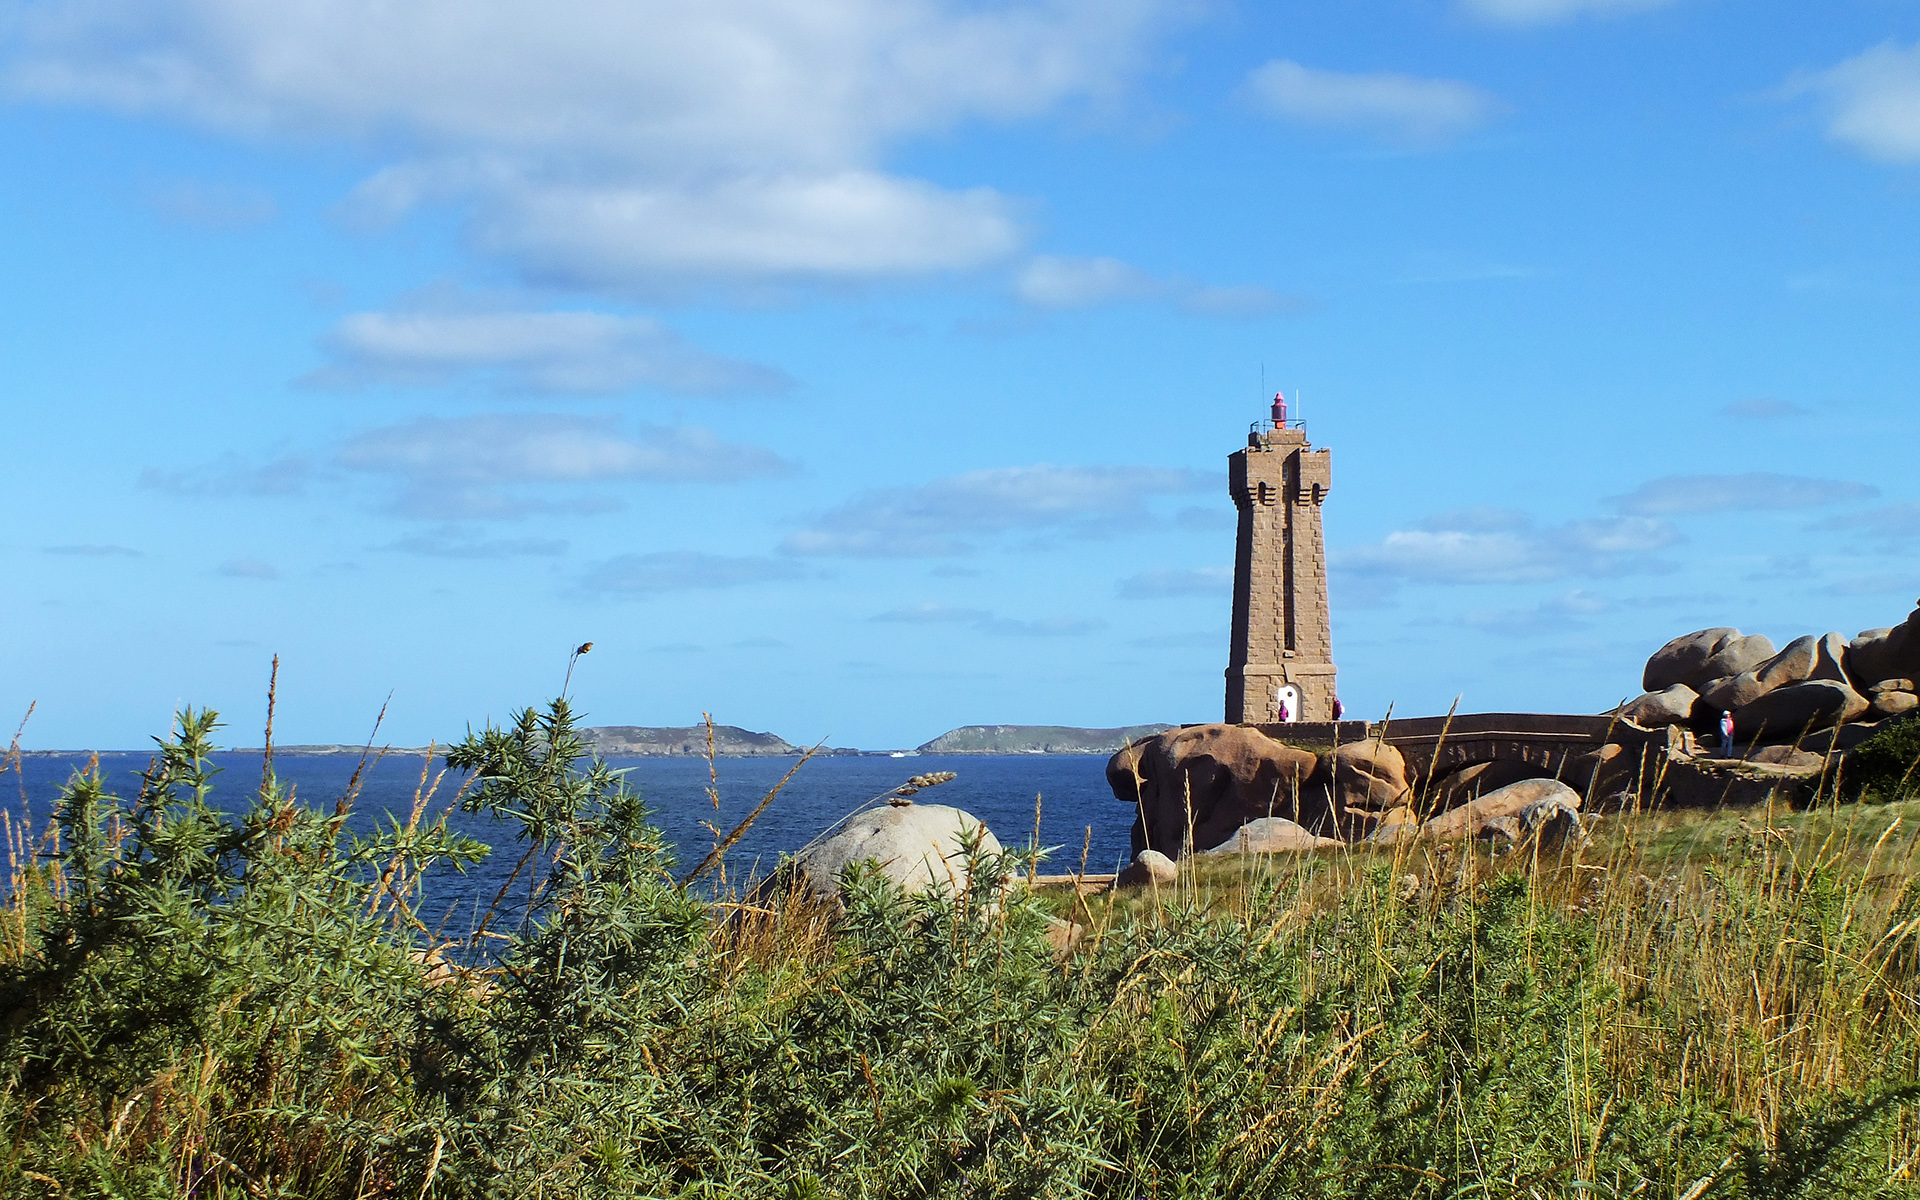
left=1225, top=392, right=1337, bottom=724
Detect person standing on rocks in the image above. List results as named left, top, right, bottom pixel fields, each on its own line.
left=1719, top=710, right=1735, bottom=758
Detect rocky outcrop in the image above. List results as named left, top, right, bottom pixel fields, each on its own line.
left=1870, top=682, right=1918, bottom=720
left=1733, top=679, right=1869, bottom=740
left=1621, top=604, right=1920, bottom=754
left=1643, top=628, right=1738, bottom=692
left=1622, top=685, right=1698, bottom=728
left=772, top=802, right=1004, bottom=907
left=1108, top=724, right=1327, bottom=859
left=1846, top=609, right=1920, bottom=691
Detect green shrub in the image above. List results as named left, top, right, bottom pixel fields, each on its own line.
left=8, top=698, right=1920, bottom=1198
left=1847, top=715, right=1920, bottom=801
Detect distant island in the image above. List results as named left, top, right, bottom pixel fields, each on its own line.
left=914, top=724, right=1174, bottom=755
left=581, top=726, right=872, bottom=757
left=34, top=723, right=1175, bottom=759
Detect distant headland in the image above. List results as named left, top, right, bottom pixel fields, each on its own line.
left=27, top=723, right=1175, bottom=758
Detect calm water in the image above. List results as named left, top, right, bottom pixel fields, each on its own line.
left=8, top=751, right=1132, bottom=933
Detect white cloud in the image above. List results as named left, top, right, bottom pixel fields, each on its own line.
left=1459, top=0, right=1677, bottom=25
left=1117, top=566, right=1231, bottom=598
left=784, top=463, right=1210, bottom=557
left=336, top=414, right=794, bottom=519
left=1015, top=255, right=1158, bottom=307
left=580, top=550, right=803, bottom=595
left=3, top=0, right=1178, bottom=287
left=1608, top=473, right=1878, bottom=516
left=1014, top=254, right=1301, bottom=315
left=1790, top=42, right=1920, bottom=165
left=476, top=171, right=1023, bottom=287
left=1336, top=511, right=1680, bottom=585
left=1243, top=60, right=1500, bottom=147
left=309, top=307, right=789, bottom=395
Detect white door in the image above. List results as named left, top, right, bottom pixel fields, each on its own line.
left=1275, top=684, right=1300, bottom=723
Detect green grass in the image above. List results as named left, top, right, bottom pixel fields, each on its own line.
left=7, top=697, right=1920, bottom=1198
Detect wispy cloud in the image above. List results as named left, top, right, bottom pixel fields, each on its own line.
left=870, top=603, right=1103, bottom=637
left=308, top=305, right=791, bottom=396
left=218, top=557, right=280, bottom=580
left=141, top=454, right=311, bottom=498
left=1456, top=590, right=1611, bottom=638
left=871, top=603, right=994, bottom=624
left=1335, top=507, right=1681, bottom=586
left=1788, top=41, right=1920, bottom=165
left=1012, top=255, right=1303, bottom=316
left=145, top=179, right=277, bottom=229
left=1820, top=501, right=1920, bottom=543
left=379, top=528, right=569, bottom=558
left=579, top=550, right=803, bottom=596
left=1458, top=0, right=1679, bottom=25
left=785, top=463, right=1211, bottom=557
left=1117, top=566, right=1231, bottom=598
left=1819, top=571, right=1920, bottom=598
left=336, top=414, right=794, bottom=520
left=42, top=543, right=142, bottom=557
left=1243, top=60, right=1501, bottom=147
left=1718, top=398, right=1811, bottom=421
left=1607, top=473, right=1878, bottom=516
left=1130, top=630, right=1220, bottom=648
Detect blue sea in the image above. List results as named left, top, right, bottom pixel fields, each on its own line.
left=7, top=751, right=1132, bottom=934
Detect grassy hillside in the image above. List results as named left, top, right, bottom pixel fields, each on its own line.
left=7, top=700, right=1920, bottom=1198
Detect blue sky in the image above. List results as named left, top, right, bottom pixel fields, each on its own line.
left=4, top=0, right=1919, bottom=750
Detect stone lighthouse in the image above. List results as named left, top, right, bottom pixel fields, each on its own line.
left=1225, top=391, right=1337, bottom=724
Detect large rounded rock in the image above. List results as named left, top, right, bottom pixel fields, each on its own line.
left=1620, top=684, right=1698, bottom=728
left=1426, top=760, right=1551, bottom=813
left=1702, top=633, right=1776, bottom=683
left=1416, top=778, right=1584, bottom=845
left=1108, top=724, right=1326, bottom=858
left=1644, top=628, right=1738, bottom=692
left=1700, top=671, right=1771, bottom=714
left=1115, top=848, right=1179, bottom=888
left=1847, top=606, right=1920, bottom=690
left=1200, top=817, right=1343, bottom=855
left=1732, top=679, right=1870, bottom=741
left=1869, top=683, right=1918, bottom=720
left=1314, top=740, right=1412, bottom=814
left=780, top=802, right=1003, bottom=905
left=1755, top=633, right=1849, bottom=692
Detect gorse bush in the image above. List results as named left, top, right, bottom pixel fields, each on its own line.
left=1848, top=715, right=1920, bottom=802
left=7, top=698, right=1920, bottom=1197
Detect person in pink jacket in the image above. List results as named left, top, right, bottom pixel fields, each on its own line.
left=1719, top=710, right=1735, bottom=758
